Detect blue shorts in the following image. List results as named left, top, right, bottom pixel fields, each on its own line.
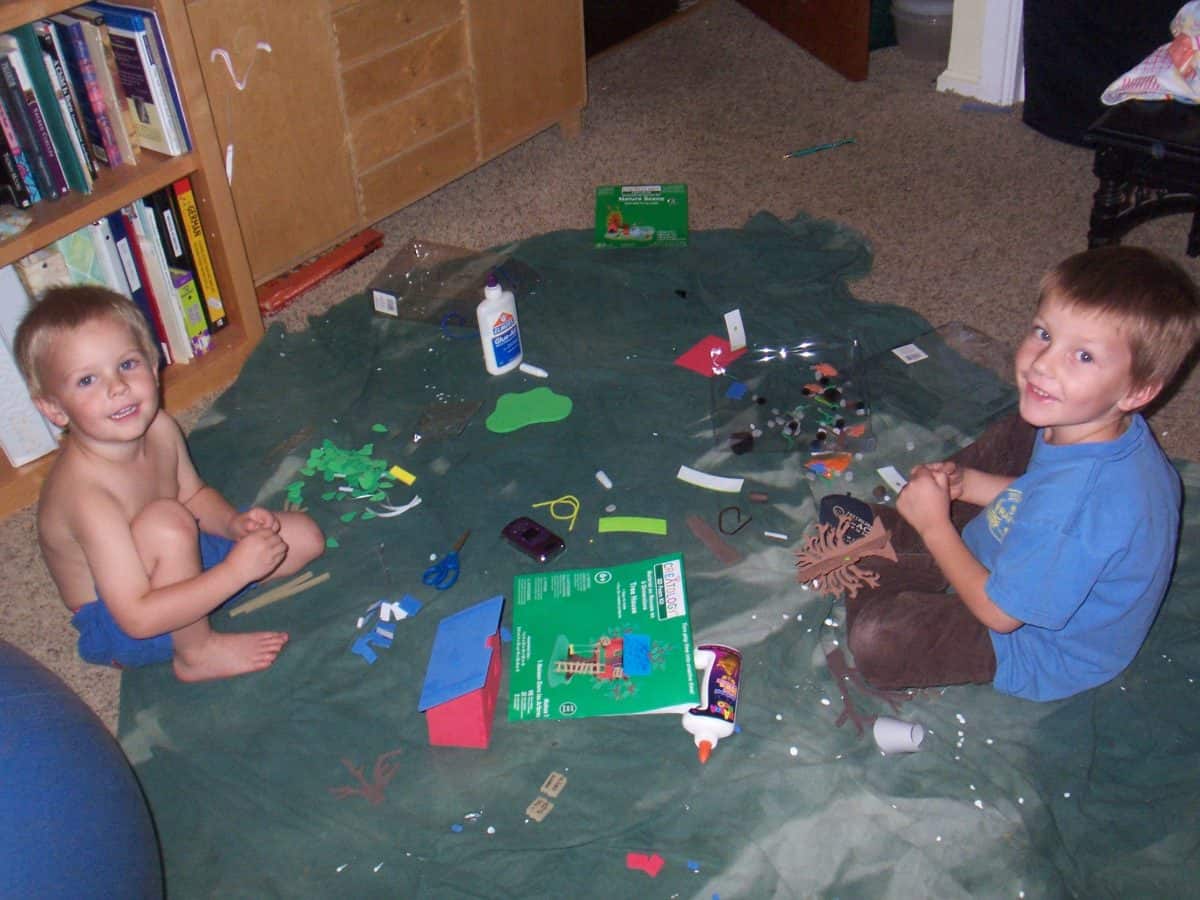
left=70, top=532, right=249, bottom=669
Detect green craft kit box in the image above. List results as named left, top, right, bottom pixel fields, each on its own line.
left=594, top=183, right=689, bottom=248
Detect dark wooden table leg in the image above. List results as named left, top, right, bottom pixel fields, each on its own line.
left=1088, top=145, right=1127, bottom=249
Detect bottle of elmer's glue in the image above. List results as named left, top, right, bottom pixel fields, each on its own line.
left=682, top=643, right=742, bottom=763
left=476, top=272, right=523, bottom=375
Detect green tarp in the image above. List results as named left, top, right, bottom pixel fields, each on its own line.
left=119, top=212, right=1200, bottom=898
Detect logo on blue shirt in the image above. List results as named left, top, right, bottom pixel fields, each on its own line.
left=987, top=488, right=1022, bottom=541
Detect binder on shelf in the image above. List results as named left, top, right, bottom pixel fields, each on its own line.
left=126, top=199, right=191, bottom=364
left=0, top=264, right=60, bottom=468
left=55, top=226, right=108, bottom=287
left=86, top=217, right=132, bottom=295
left=107, top=208, right=169, bottom=365
left=14, top=245, right=70, bottom=297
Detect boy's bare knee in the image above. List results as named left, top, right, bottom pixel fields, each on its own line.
left=130, top=499, right=198, bottom=557
left=284, top=513, right=325, bottom=566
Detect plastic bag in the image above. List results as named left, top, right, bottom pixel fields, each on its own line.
left=1101, top=1, right=1200, bottom=104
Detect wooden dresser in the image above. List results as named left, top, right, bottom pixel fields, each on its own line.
left=185, top=0, right=587, bottom=282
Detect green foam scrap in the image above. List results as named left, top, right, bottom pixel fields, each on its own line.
left=325, top=537, right=339, bottom=549
left=371, top=424, right=388, bottom=433
left=340, top=511, right=358, bottom=523
left=597, top=516, right=669, bottom=535
left=287, top=438, right=397, bottom=512
left=485, top=386, right=574, bottom=434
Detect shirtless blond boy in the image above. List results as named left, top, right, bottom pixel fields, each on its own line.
left=15, top=285, right=325, bottom=682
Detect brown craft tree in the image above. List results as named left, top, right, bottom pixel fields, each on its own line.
left=795, top=512, right=897, bottom=598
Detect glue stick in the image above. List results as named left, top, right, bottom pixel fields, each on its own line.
left=682, top=644, right=742, bottom=763
left=477, top=272, right=523, bottom=375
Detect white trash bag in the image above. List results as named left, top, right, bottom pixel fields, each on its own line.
left=1102, top=1, right=1200, bottom=104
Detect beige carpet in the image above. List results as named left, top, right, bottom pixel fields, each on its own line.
left=3, top=0, right=1197, bottom=733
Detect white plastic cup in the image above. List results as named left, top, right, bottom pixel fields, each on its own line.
left=873, top=716, right=925, bottom=753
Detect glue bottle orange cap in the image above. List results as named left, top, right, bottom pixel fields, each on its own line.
left=697, top=740, right=714, bottom=764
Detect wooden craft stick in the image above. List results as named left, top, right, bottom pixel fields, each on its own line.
left=230, top=571, right=330, bottom=617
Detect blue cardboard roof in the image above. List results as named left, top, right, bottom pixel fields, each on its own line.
left=418, top=595, right=505, bottom=711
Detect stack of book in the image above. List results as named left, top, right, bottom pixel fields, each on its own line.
left=0, top=2, right=190, bottom=210
left=0, top=175, right=225, bottom=467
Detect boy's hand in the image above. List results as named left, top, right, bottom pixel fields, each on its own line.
left=230, top=507, right=281, bottom=539
left=910, top=461, right=964, bottom=501
left=227, top=528, right=288, bottom=583
left=896, top=467, right=953, bottom=536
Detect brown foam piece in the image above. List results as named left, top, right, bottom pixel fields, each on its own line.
left=686, top=514, right=744, bottom=565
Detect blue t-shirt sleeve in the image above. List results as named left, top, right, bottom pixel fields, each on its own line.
left=982, top=508, right=1108, bottom=630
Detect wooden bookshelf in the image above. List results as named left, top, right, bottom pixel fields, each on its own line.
left=0, top=0, right=262, bottom=518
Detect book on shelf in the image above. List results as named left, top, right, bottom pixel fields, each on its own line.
left=137, top=192, right=209, bottom=356
left=136, top=3, right=189, bottom=149
left=5, top=28, right=85, bottom=195
left=124, top=199, right=191, bottom=364
left=170, top=267, right=210, bottom=356
left=172, top=176, right=226, bottom=330
left=0, top=65, right=41, bottom=203
left=80, top=3, right=183, bottom=156
left=145, top=186, right=211, bottom=330
left=63, top=7, right=139, bottom=167
left=0, top=124, right=35, bottom=206
left=34, top=20, right=98, bottom=187
left=106, top=208, right=169, bottom=365
left=0, top=265, right=58, bottom=468
left=0, top=39, right=64, bottom=201
left=48, top=13, right=123, bottom=168
left=87, top=2, right=187, bottom=151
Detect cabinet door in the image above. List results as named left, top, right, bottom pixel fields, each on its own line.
left=186, top=0, right=360, bottom=281
left=468, top=0, right=587, bottom=159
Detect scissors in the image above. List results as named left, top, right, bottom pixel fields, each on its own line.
left=422, top=530, right=470, bottom=590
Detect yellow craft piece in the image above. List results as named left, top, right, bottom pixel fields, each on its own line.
left=533, top=494, right=581, bottom=532
left=388, top=464, right=417, bottom=486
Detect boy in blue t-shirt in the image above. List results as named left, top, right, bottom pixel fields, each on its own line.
left=847, top=246, right=1200, bottom=701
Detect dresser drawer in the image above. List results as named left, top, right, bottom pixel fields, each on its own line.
left=341, top=21, right=467, bottom=120
left=352, top=74, right=475, bottom=170
left=333, top=0, right=459, bottom=62
left=359, top=122, right=477, bottom=222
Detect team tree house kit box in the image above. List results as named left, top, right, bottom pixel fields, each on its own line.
left=594, top=183, right=688, bottom=247
left=509, top=553, right=698, bottom=721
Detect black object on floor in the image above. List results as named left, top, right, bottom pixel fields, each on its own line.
left=1084, top=100, right=1200, bottom=257
left=584, top=0, right=679, bottom=56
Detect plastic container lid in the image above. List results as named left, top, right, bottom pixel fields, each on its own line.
left=892, top=0, right=953, bottom=15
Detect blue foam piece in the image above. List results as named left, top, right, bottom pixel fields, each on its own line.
left=622, top=633, right=652, bottom=676
left=418, top=595, right=504, bottom=711
left=726, top=381, right=748, bottom=399
left=351, top=631, right=392, bottom=664
left=399, top=594, right=423, bottom=616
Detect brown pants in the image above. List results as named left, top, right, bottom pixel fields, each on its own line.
left=845, top=415, right=1037, bottom=691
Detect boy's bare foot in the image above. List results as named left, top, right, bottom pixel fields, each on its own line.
left=173, top=630, right=290, bottom=682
